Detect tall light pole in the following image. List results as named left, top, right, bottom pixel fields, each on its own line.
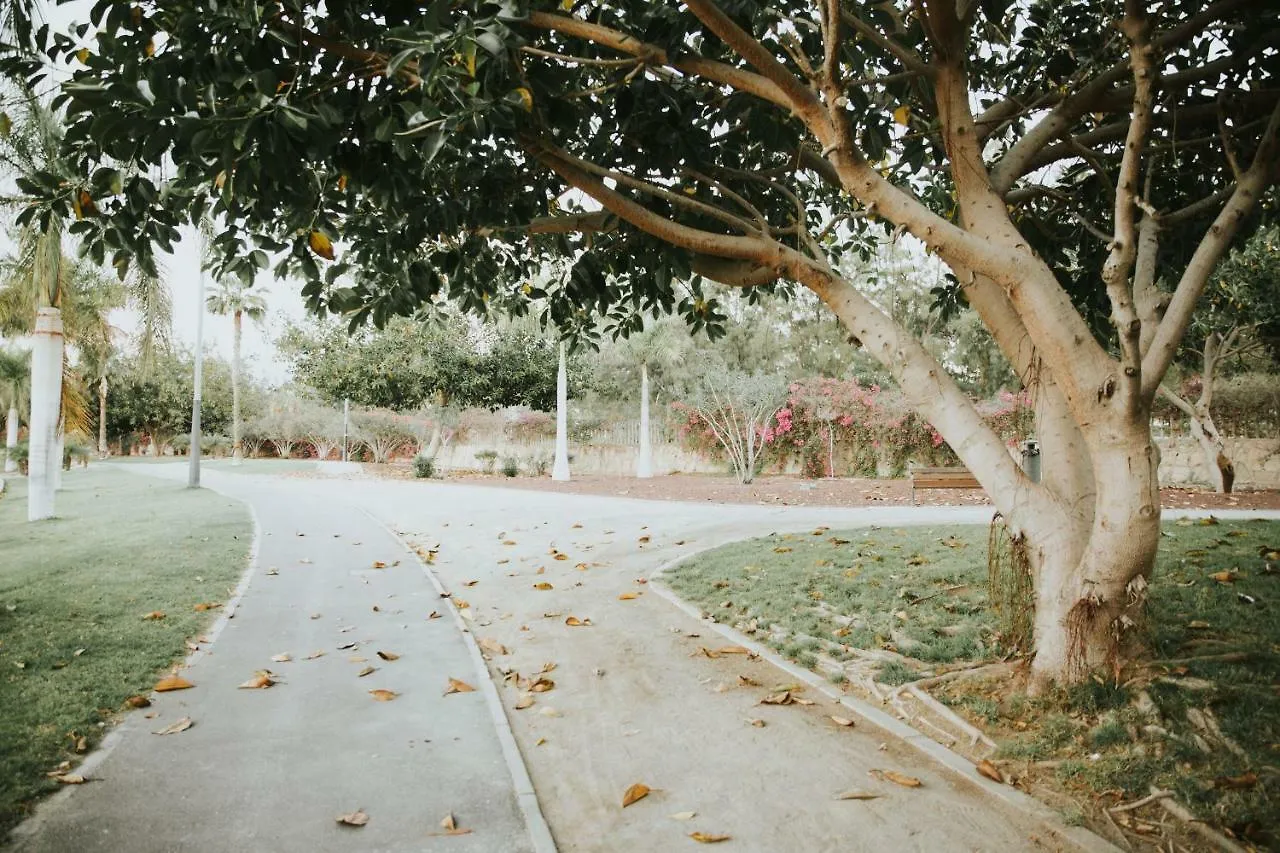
left=551, top=341, right=570, bottom=481
left=187, top=233, right=206, bottom=489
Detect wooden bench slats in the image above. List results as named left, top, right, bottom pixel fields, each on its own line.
left=908, top=466, right=983, bottom=503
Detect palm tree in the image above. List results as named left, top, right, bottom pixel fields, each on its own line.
left=0, top=347, right=28, bottom=473
left=613, top=319, right=687, bottom=478
left=205, top=279, right=266, bottom=463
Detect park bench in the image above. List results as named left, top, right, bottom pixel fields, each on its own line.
left=908, top=466, right=982, bottom=504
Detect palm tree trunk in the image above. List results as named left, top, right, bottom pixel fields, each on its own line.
left=4, top=404, right=17, bottom=473
left=98, top=376, right=109, bottom=457
left=231, top=309, right=243, bottom=464
left=636, top=362, right=653, bottom=478
left=28, top=307, right=63, bottom=520
left=552, top=342, right=570, bottom=481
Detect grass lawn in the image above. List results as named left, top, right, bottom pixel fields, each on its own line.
left=666, top=518, right=1280, bottom=847
left=0, top=467, right=251, bottom=835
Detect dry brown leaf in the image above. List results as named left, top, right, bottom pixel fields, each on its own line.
left=564, top=616, right=592, bottom=627
left=533, top=582, right=554, bottom=591
left=357, top=666, right=376, bottom=677
left=154, top=675, right=194, bottom=692
left=428, top=610, right=442, bottom=619
left=530, top=677, right=555, bottom=693
left=879, top=770, right=922, bottom=788
left=618, top=592, right=640, bottom=601
left=1215, top=772, right=1258, bottom=790
left=372, top=561, right=387, bottom=569
left=305, top=650, right=326, bottom=660
left=376, top=651, right=400, bottom=661
left=444, top=678, right=476, bottom=695
left=453, top=598, right=470, bottom=610
left=830, top=716, right=855, bottom=727
left=73, top=736, right=87, bottom=753
left=125, top=695, right=152, bottom=708
left=502, top=539, right=517, bottom=546
left=748, top=718, right=766, bottom=727
left=337, top=642, right=357, bottom=651
left=717, top=645, right=751, bottom=655
left=738, top=675, right=760, bottom=687
left=479, top=638, right=508, bottom=656
left=976, top=759, right=1004, bottom=783
left=153, top=717, right=194, bottom=736
left=834, top=790, right=881, bottom=801
left=369, top=689, right=398, bottom=702
left=463, top=580, right=478, bottom=587
left=336, top=808, right=369, bottom=827
left=238, top=672, right=278, bottom=689
left=514, top=694, right=535, bottom=710
left=142, top=611, right=166, bottom=621
left=54, top=774, right=87, bottom=785
left=761, top=691, right=793, bottom=705
left=794, top=696, right=816, bottom=706
left=1209, top=570, right=1236, bottom=584
left=621, top=782, right=650, bottom=807
left=638, top=535, right=651, bottom=544
left=441, top=813, right=457, bottom=830
left=193, top=602, right=220, bottom=612
left=271, top=653, right=292, bottom=663
left=669, top=811, right=696, bottom=821
left=689, top=832, right=731, bottom=843
left=553, top=553, right=568, bottom=561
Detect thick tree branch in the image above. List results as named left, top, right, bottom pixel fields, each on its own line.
left=1142, top=100, right=1280, bottom=398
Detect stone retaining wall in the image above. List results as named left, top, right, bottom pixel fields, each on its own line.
left=1157, top=437, right=1280, bottom=490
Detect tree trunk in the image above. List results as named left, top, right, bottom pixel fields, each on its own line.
left=53, top=428, right=65, bottom=488
left=1189, top=407, right=1233, bottom=493
left=98, top=376, right=109, bottom=457
left=636, top=362, right=653, bottom=478
left=552, top=342, right=570, bottom=481
left=28, top=307, right=63, bottom=521
left=231, top=309, right=243, bottom=464
left=1024, top=422, right=1161, bottom=690
left=424, top=390, right=447, bottom=458
left=4, top=404, right=17, bottom=473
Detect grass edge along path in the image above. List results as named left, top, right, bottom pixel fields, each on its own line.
left=0, top=467, right=251, bottom=836
left=665, top=518, right=1280, bottom=850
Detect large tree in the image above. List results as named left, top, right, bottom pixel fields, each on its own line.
left=13, top=0, right=1280, bottom=687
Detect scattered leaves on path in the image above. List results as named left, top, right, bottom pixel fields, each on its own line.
left=690, top=832, right=731, bottom=843
left=154, top=675, right=194, bottom=692
left=564, top=616, right=592, bottom=627
left=369, top=689, right=398, bottom=702
left=479, top=638, right=508, bottom=656
left=874, top=769, right=922, bottom=788
left=834, top=790, right=881, bottom=801
left=761, top=691, right=794, bottom=705
left=976, top=759, right=1004, bottom=783
left=142, top=611, right=166, bottom=621
left=529, top=677, right=555, bottom=693
left=238, top=671, right=278, bottom=689
left=153, top=717, right=194, bottom=736
left=376, top=650, right=400, bottom=661
left=444, top=678, right=476, bottom=695
left=515, top=694, right=535, bottom=710
left=336, top=809, right=369, bottom=827
left=357, top=666, right=377, bottom=677
left=621, top=783, right=650, bottom=807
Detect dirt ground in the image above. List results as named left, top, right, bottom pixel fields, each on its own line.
left=374, top=467, right=1280, bottom=511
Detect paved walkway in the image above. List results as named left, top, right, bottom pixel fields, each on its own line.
left=17, top=465, right=1280, bottom=853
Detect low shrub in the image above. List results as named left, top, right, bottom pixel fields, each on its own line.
left=413, top=455, right=435, bottom=479
left=500, top=456, right=520, bottom=477
left=475, top=449, right=498, bottom=474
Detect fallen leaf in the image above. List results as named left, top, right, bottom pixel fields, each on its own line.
left=193, top=602, right=220, bottom=612
left=429, top=611, right=442, bottom=619
left=564, top=616, right=592, bottom=627
left=445, top=678, right=476, bottom=695
left=794, top=696, right=816, bottom=706
left=976, top=759, right=1004, bottom=783
left=185, top=641, right=200, bottom=652
left=530, top=677, right=555, bottom=693
left=369, top=689, right=398, bottom=702
left=54, top=774, right=88, bottom=785
left=622, top=782, right=650, bottom=807
left=453, top=598, right=470, bottom=610
left=690, top=832, right=731, bottom=843
left=125, top=695, right=152, bottom=708
left=441, top=813, right=458, bottom=830
left=717, top=646, right=751, bottom=655
left=670, top=811, right=697, bottom=821
left=337, top=642, right=357, bottom=650
left=154, top=675, right=194, bottom=692
left=376, top=651, right=400, bottom=661
left=464, top=580, right=479, bottom=587
left=533, top=582, right=554, bottom=590
left=153, top=717, right=194, bottom=735
left=142, top=611, right=166, bottom=621
left=515, top=694, right=535, bottom=710
left=238, top=671, right=278, bottom=689
left=349, top=656, right=367, bottom=663
left=271, top=653, right=292, bottom=663
left=834, top=790, right=881, bottom=801
left=748, top=718, right=766, bottom=727
left=618, top=592, right=640, bottom=601
left=265, top=568, right=279, bottom=576
left=73, top=736, right=87, bottom=753
left=357, top=666, right=377, bottom=677
left=336, top=808, right=368, bottom=827
left=372, top=561, right=387, bottom=569
left=479, top=638, right=508, bottom=656
left=878, top=770, right=922, bottom=788
left=1210, top=570, right=1236, bottom=584
left=310, top=613, right=321, bottom=620
left=761, top=691, right=794, bottom=705
left=830, top=716, right=855, bottom=727
left=1215, top=772, right=1258, bottom=790
left=538, top=706, right=561, bottom=717
left=305, top=650, right=326, bottom=660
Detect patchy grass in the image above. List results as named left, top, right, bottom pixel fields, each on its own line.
left=0, top=468, right=250, bottom=834
left=666, top=517, right=1280, bottom=846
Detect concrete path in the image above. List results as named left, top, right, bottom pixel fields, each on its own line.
left=12, top=469, right=544, bottom=853
left=19, top=464, right=1279, bottom=853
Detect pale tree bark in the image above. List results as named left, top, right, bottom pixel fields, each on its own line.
left=231, top=308, right=243, bottom=464
left=424, top=390, right=449, bottom=458
left=516, top=1, right=1279, bottom=689
left=97, top=376, right=109, bottom=457
left=1159, top=330, right=1240, bottom=493
left=636, top=362, right=653, bottom=478
left=552, top=342, right=570, bottom=481
left=28, top=307, right=63, bottom=520
left=4, top=405, right=17, bottom=473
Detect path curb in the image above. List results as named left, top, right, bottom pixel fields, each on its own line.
left=361, top=509, right=558, bottom=853
left=648, top=544, right=1122, bottom=853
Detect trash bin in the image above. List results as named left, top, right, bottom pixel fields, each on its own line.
left=1020, top=439, right=1041, bottom=483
